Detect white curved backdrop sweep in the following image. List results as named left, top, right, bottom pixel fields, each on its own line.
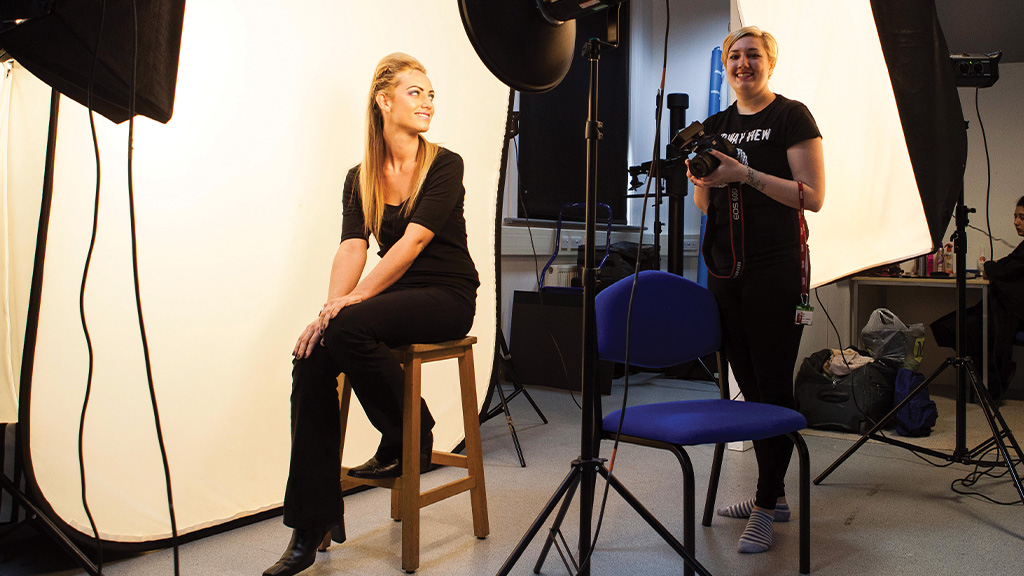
left=5, top=1, right=507, bottom=542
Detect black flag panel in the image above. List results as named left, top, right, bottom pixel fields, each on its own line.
left=871, top=0, right=968, bottom=250
left=0, top=0, right=186, bottom=124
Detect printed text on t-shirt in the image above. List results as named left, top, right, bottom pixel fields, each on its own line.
left=720, top=129, right=772, bottom=145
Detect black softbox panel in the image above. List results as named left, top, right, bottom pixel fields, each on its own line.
left=0, top=0, right=186, bottom=124
left=871, top=0, right=968, bottom=251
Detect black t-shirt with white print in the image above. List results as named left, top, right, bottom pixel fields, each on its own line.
left=702, top=94, right=821, bottom=269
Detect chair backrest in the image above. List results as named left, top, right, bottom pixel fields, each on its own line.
left=595, top=270, right=721, bottom=369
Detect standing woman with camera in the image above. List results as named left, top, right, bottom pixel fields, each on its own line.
left=687, top=26, right=825, bottom=555
left=263, top=52, right=479, bottom=576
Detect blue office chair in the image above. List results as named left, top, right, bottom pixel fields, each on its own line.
left=596, top=270, right=811, bottom=574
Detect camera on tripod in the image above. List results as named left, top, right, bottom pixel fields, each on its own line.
left=670, top=120, right=743, bottom=178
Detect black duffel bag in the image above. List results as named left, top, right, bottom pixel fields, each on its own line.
left=795, top=349, right=899, bottom=434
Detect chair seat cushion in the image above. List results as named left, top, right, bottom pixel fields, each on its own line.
left=602, top=399, right=807, bottom=446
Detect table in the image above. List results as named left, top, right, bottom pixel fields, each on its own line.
left=849, top=275, right=989, bottom=390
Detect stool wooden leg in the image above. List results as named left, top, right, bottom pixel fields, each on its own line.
left=458, top=348, right=490, bottom=538
left=401, top=356, right=423, bottom=573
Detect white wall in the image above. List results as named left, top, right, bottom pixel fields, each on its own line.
left=960, top=62, right=1024, bottom=264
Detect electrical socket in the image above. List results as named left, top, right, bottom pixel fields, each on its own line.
left=683, top=238, right=699, bottom=251
left=559, top=235, right=571, bottom=251
left=570, top=236, right=583, bottom=249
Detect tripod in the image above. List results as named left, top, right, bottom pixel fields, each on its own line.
left=481, top=329, right=549, bottom=467
left=495, top=31, right=711, bottom=576
left=479, top=90, right=549, bottom=467
left=815, top=189, right=1024, bottom=503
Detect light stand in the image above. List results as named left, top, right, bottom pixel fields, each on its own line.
left=481, top=88, right=552, bottom=467
left=0, top=89, right=102, bottom=576
left=492, top=31, right=710, bottom=576
left=815, top=184, right=1024, bottom=502
left=0, top=2, right=185, bottom=570
left=460, top=3, right=712, bottom=573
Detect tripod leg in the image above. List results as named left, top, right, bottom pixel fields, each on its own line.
left=493, top=379, right=527, bottom=467
left=495, top=329, right=548, bottom=424
left=964, top=362, right=1024, bottom=502
left=517, top=385, right=549, bottom=424
left=1, top=474, right=100, bottom=576
left=597, top=468, right=713, bottom=576
left=495, top=466, right=582, bottom=576
left=815, top=358, right=953, bottom=484
left=533, top=473, right=582, bottom=573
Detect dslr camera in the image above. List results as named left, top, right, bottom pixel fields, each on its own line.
left=670, top=121, right=743, bottom=179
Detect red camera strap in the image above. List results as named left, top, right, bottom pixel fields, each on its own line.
left=702, top=183, right=745, bottom=279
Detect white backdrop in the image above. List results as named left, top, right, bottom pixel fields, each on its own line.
left=737, top=0, right=934, bottom=286
left=4, top=1, right=507, bottom=541
left=1, top=60, right=18, bottom=424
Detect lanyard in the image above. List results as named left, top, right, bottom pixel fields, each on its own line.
left=798, top=181, right=810, bottom=305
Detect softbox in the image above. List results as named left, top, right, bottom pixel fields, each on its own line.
left=0, top=0, right=186, bottom=124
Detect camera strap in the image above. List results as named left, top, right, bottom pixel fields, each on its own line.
left=702, top=183, right=745, bottom=279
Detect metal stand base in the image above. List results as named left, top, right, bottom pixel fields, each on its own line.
left=1, top=472, right=100, bottom=575
left=495, top=458, right=712, bottom=576
left=483, top=327, right=548, bottom=467
left=482, top=330, right=548, bottom=467
left=815, top=355, right=1024, bottom=502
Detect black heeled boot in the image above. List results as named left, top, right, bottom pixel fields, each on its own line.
left=263, top=529, right=329, bottom=576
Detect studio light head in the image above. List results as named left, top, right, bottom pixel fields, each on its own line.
left=458, top=0, right=625, bottom=93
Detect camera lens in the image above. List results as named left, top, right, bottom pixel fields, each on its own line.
left=688, top=151, right=720, bottom=179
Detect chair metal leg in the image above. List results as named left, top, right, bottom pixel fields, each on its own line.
left=702, top=443, right=726, bottom=527
left=666, top=446, right=696, bottom=576
left=789, top=431, right=811, bottom=575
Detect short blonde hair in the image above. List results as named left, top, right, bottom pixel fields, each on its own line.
left=722, top=26, right=778, bottom=73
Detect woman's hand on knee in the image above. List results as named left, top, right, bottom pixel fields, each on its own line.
left=317, top=295, right=363, bottom=333
left=293, top=320, right=322, bottom=359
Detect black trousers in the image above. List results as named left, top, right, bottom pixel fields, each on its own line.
left=282, top=284, right=475, bottom=529
left=710, top=259, right=804, bottom=510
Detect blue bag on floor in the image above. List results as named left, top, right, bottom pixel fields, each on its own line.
left=893, top=369, right=938, bottom=437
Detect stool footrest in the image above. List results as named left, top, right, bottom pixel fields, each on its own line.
left=432, top=451, right=468, bottom=468
left=418, top=477, right=478, bottom=508
left=340, top=471, right=397, bottom=490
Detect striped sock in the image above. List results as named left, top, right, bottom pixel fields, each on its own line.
left=738, top=509, right=774, bottom=554
left=716, top=499, right=790, bottom=522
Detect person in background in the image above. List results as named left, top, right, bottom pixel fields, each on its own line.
left=983, top=195, right=1024, bottom=399
left=263, top=52, right=478, bottom=576
left=688, top=26, right=825, bottom=554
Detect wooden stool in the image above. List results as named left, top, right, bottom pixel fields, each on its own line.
left=337, top=336, right=489, bottom=573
